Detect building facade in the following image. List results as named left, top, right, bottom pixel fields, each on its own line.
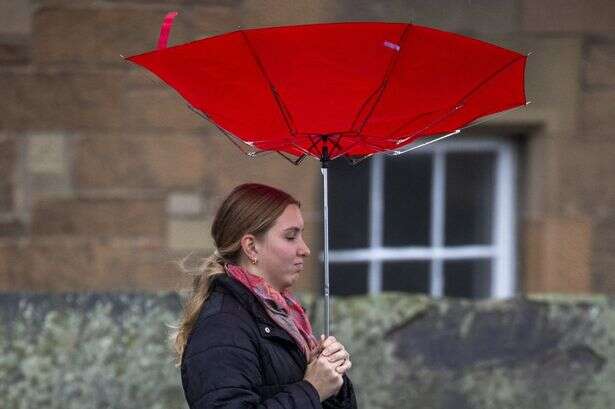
left=1, top=0, right=614, bottom=297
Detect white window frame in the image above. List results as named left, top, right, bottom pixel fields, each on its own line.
left=327, top=136, right=517, bottom=299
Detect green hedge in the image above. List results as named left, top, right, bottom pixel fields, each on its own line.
left=2, top=293, right=615, bottom=409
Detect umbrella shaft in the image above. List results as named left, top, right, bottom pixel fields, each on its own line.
left=321, top=166, right=330, bottom=338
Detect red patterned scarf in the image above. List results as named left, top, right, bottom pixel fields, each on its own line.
left=225, top=263, right=320, bottom=362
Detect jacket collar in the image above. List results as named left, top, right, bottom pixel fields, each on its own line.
left=212, top=272, right=309, bottom=368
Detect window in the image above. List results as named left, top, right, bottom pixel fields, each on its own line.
left=325, top=136, right=517, bottom=299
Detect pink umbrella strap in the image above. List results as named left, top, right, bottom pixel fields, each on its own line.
left=157, top=11, right=178, bottom=49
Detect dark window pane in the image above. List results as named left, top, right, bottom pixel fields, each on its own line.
left=328, top=158, right=370, bottom=249
left=382, top=261, right=430, bottom=294
left=443, top=259, right=492, bottom=299
left=384, top=154, right=432, bottom=246
left=329, top=263, right=368, bottom=296
left=445, top=152, right=495, bottom=245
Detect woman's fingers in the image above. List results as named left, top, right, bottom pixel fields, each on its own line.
left=321, top=336, right=342, bottom=356
left=335, top=358, right=352, bottom=373
left=327, top=349, right=349, bottom=363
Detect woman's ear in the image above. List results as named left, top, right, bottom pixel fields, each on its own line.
left=240, top=234, right=258, bottom=261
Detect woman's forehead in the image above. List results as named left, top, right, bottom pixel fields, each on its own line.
left=274, top=204, right=304, bottom=229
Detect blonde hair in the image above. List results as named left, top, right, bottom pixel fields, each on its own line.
left=171, top=183, right=300, bottom=365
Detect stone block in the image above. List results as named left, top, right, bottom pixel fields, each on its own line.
left=122, top=87, right=206, bottom=132
left=26, top=134, right=69, bottom=175
left=0, top=40, right=30, bottom=65
left=591, top=218, right=615, bottom=293
left=559, top=140, right=615, bottom=217
left=33, top=6, right=240, bottom=66
left=239, top=0, right=335, bottom=27
left=167, top=219, right=213, bottom=250
left=523, top=217, right=591, bottom=294
left=91, top=240, right=188, bottom=291
left=0, top=136, right=16, bottom=212
left=31, top=198, right=165, bottom=238
left=75, top=135, right=210, bottom=189
left=1, top=237, right=187, bottom=291
left=581, top=89, right=615, bottom=138
left=7, top=239, right=94, bottom=291
left=522, top=0, right=615, bottom=32
left=24, top=134, right=74, bottom=199
left=166, top=192, right=203, bottom=216
left=0, top=0, right=32, bottom=36
left=0, top=72, right=123, bottom=131
left=330, top=0, right=520, bottom=34
left=585, top=40, right=615, bottom=87
left=0, top=218, right=25, bottom=237
left=0, top=245, right=11, bottom=290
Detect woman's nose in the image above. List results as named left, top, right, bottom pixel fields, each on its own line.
left=299, top=238, right=310, bottom=257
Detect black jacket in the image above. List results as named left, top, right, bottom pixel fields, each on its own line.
left=181, top=273, right=358, bottom=409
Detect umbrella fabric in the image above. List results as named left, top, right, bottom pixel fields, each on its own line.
left=127, top=22, right=526, bottom=160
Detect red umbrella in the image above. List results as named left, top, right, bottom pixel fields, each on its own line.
left=126, top=13, right=527, bottom=335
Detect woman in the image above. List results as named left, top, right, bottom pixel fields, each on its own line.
left=173, top=183, right=358, bottom=408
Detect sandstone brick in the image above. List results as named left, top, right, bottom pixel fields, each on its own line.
left=559, top=141, right=615, bottom=217
left=522, top=0, right=615, bottom=32
left=166, top=192, right=203, bottom=216
left=0, top=0, right=32, bottom=36
left=26, top=134, right=69, bottom=174
left=0, top=40, right=30, bottom=65
left=122, top=87, right=207, bottom=132
left=7, top=239, right=93, bottom=291
left=239, top=0, right=336, bottom=27
left=585, top=41, right=615, bottom=87
left=33, top=6, right=240, bottom=66
left=91, top=240, right=187, bottom=291
left=330, top=0, right=520, bottom=33
left=0, top=72, right=123, bottom=131
left=0, top=218, right=25, bottom=237
left=167, top=219, right=213, bottom=250
left=31, top=198, right=165, bottom=238
left=523, top=217, right=592, bottom=294
left=0, top=137, right=16, bottom=212
left=75, top=135, right=210, bottom=189
left=1, top=237, right=184, bottom=292
left=0, top=245, right=10, bottom=290
left=581, top=90, right=615, bottom=138
left=591, top=218, right=615, bottom=293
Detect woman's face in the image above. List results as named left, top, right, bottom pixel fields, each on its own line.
left=255, top=204, right=311, bottom=292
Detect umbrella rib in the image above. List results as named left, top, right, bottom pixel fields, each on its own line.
left=187, top=104, right=264, bottom=156
left=240, top=30, right=298, bottom=137
left=392, top=54, right=527, bottom=145
left=352, top=24, right=412, bottom=134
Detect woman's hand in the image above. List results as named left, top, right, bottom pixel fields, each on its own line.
left=319, top=335, right=352, bottom=374
left=303, top=351, right=344, bottom=402
left=303, top=335, right=352, bottom=401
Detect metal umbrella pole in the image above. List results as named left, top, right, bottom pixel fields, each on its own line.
left=321, top=164, right=330, bottom=338
left=321, top=142, right=330, bottom=338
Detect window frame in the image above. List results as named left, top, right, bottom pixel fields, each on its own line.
left=326, top=136, right=517, bottom=299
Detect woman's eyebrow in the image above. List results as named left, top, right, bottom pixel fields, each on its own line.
left=283, top=226, right=304, bottom=232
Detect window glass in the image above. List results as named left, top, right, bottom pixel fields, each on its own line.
left=383, top=154, right=432, bottom=246
left=443, top=259, right=492, bottom=299
left=329, top=263, right=368, bottom=296
left=382, top=261, right=430, bottom=294
left=328, top=158, right=370, bottom=249
left=445, top=152, right=495, bottom=245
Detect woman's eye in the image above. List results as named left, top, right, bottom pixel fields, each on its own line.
left=286, top=236, right=296, bottom=241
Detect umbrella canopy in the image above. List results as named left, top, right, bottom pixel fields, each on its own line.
left=127, top=21, right=526, bottom=162
left=126, top=18, right=528, bottom=337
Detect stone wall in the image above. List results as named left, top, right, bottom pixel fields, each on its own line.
left=0, top=1, right=615, bottom=294
left=2, top=292, right=615, bottom=409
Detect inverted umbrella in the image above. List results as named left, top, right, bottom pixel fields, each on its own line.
left=126, top=14, right=527, bottom=336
